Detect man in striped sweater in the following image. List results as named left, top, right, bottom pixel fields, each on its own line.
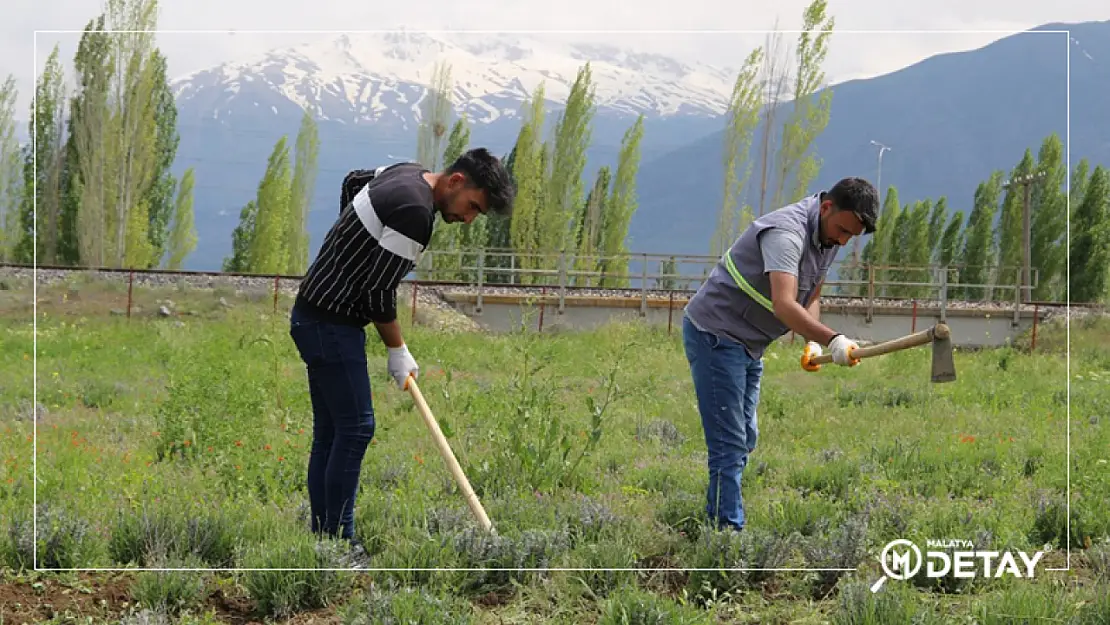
left=289, top=148, right=514, bottom=542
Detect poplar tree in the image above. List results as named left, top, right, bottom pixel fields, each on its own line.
left=417, top=61, right=454, bottom=279
left=927, top=197, right=947, bottom=258
left=712, top=47, right=763, bottom=257
left=597, top=115, right=645, bottom=288
left=871, top=186, right=900, bottom=296
left=904, top=200, right=932, bottom=298
left=959, top=171, right=1004, bottom=301
left=508, top=84, right=547, bottom=285
left=416, top=61, right=452, bottom=172
left=773, top=0, right=835, bottom=208
left=0, top=75, right=20, bottom=261
left=483, top=147, right=515, bottom=283
left=286, top=111, right=319, bottom=274
left=223, top=200, right=256, bottom=272
left=1029, top=133, right=1067, bottom=301
left=249, top=136, right=293, bottom=274
left=165, top=166, right=196, bottom=270
left=937, top=211, right=965, bottom=288
left=16, top=46, right=67, bottom=265
left=143, top=48, right=179, bottom=267
left=1070, top=165, right=1110, bottom=303
left=546, top=63, right=596, bottom=257
left=574, top=166, right=611, bottom=286
left=107, top=0, right=162, bottom=269
left=754, top=23, right=789, bottom=218
left=67, top=16, right=112, bottom=268
left=444, top=116, right=484, bottom=281
left=994, top=149, right=1035, bottom=300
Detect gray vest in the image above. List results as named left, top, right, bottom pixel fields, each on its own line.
left=685, top=193, right=839, bottom=359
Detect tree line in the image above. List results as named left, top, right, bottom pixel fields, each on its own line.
left=835, top=133, right=1109, bottom=305
left=0, top=0, right=198, bottom=272
left=403, top=60, right=647, bottom=289
left=3, top=0, right=1104, bottom=306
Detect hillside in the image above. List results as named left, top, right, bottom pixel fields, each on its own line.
left=627, top=20, right=1110, bottom=256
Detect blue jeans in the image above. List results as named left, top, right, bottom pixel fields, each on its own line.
left=682, top=315, right=762, bottom=530
left=288, top=304, right=376, bottom=541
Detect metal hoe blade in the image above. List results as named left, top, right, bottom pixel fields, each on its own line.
left=930, top=324, right=957, bottom=383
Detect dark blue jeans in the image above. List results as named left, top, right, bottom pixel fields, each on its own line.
left=682, top=315, right=763, bottom=530
left=289, top=304, right=375, bottom=541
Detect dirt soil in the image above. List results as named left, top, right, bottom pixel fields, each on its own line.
left=0, top=571, right=347, bottom=625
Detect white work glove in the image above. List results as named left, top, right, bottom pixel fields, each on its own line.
left=828, top=334, right=860, bottom=367
left=387, top=344, right=419, bottom=389
left=801, top=341, right=823, bottom=372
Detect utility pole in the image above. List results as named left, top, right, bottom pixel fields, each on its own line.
left=1002, top=169, right=1047, bottom=303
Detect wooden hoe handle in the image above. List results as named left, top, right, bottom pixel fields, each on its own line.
left=808, top=323, right=950, bottom=365
left=405, top=375, right=495, bottom=534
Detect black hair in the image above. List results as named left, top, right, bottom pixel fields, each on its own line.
left=827, top=177, right=880, bottom=234
left=445, top=147, right=515, bottom=216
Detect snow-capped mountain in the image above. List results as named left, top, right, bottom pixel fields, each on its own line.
left=170, top=30, right=738, bottom=129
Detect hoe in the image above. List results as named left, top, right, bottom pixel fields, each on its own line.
left=802, top=322, right=957, bottom=383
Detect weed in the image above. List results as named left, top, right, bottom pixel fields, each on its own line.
left=341, top=580, right=475, bottom=624
left=239, top=536, right=357, bottom=619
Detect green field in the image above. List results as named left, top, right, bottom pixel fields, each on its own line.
left=2, top=273, right=1109, bottom=624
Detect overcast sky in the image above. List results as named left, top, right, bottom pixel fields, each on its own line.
left=4, top=0, right=1106, bottom=116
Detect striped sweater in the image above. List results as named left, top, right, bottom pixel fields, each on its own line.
left=295, top=162, right=436, bottom=326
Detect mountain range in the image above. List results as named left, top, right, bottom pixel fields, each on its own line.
left=160, top=21, right=1109, bottom=271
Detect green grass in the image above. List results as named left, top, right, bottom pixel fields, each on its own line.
left=1, top=274, right=1109, bottom=623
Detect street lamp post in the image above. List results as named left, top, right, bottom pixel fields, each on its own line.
left=854, top=140, right=891, bottom=272
left=870, top=140, right=891, bottom=200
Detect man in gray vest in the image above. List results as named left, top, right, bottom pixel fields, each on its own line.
left=683, top=177, right=879, bottom=531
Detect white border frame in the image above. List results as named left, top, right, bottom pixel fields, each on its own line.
left=30, top=27, right=1071, bottom=574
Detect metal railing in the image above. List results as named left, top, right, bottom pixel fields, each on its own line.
left=407, top=248, right=1048, bottom=319
left=1, top=251, right=1067, bottom=327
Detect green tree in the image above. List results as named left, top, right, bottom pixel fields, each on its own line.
left=547, top=63, right=596, bottom=257
left=597, top=115, right=645, bottom=288
left=927, top=197, right=947, bottom=258
left=286, top=111, right=318, bottom=274
left=712, top=47, right=763, bottom=257
left=508, top=84, right=547, bottom=285
left=16, top=46, right=67, bottom=265
left=904, top=200, right=932, bottom=299
left=446, top=116, right=487, bottom=282
left=959, top=171, right=1004, bottom=301
left=1069, top=165, right=1110, bottom=303
left=418, top=62, right=456, bottom=280
left=995, top=149, right=1035, bottom=301
left=773, top=0, right=835, bottom=208
left=416, top=61, right=452, bottom=172
left=142, top=48, right=179, bottom=268
left=1029, top=133, right=1067, bottom=301
left=572, top=166, right=611, bottom=286
left=249, top=136, right=293, bottom=274
left=66, top=15, right=113, bottom=268
left=223, top=200, right=256, bottom=273
left=165, top=166, right=196, bottom=269
left=937, top=210, right=965, bottom=290
left=870, top=186, right=900, bottom=296
left=483, top=147, right=515, bottom=284
left=0, top=75, right=20, bottom=262
left=754, top=25, right=789, bottom=218
left=885, top=202, right=912, bottom=297
left=105, top=0, right=163, bottom=269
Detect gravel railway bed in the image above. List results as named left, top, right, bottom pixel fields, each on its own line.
left=2, top=266, right=1102, bottom=322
